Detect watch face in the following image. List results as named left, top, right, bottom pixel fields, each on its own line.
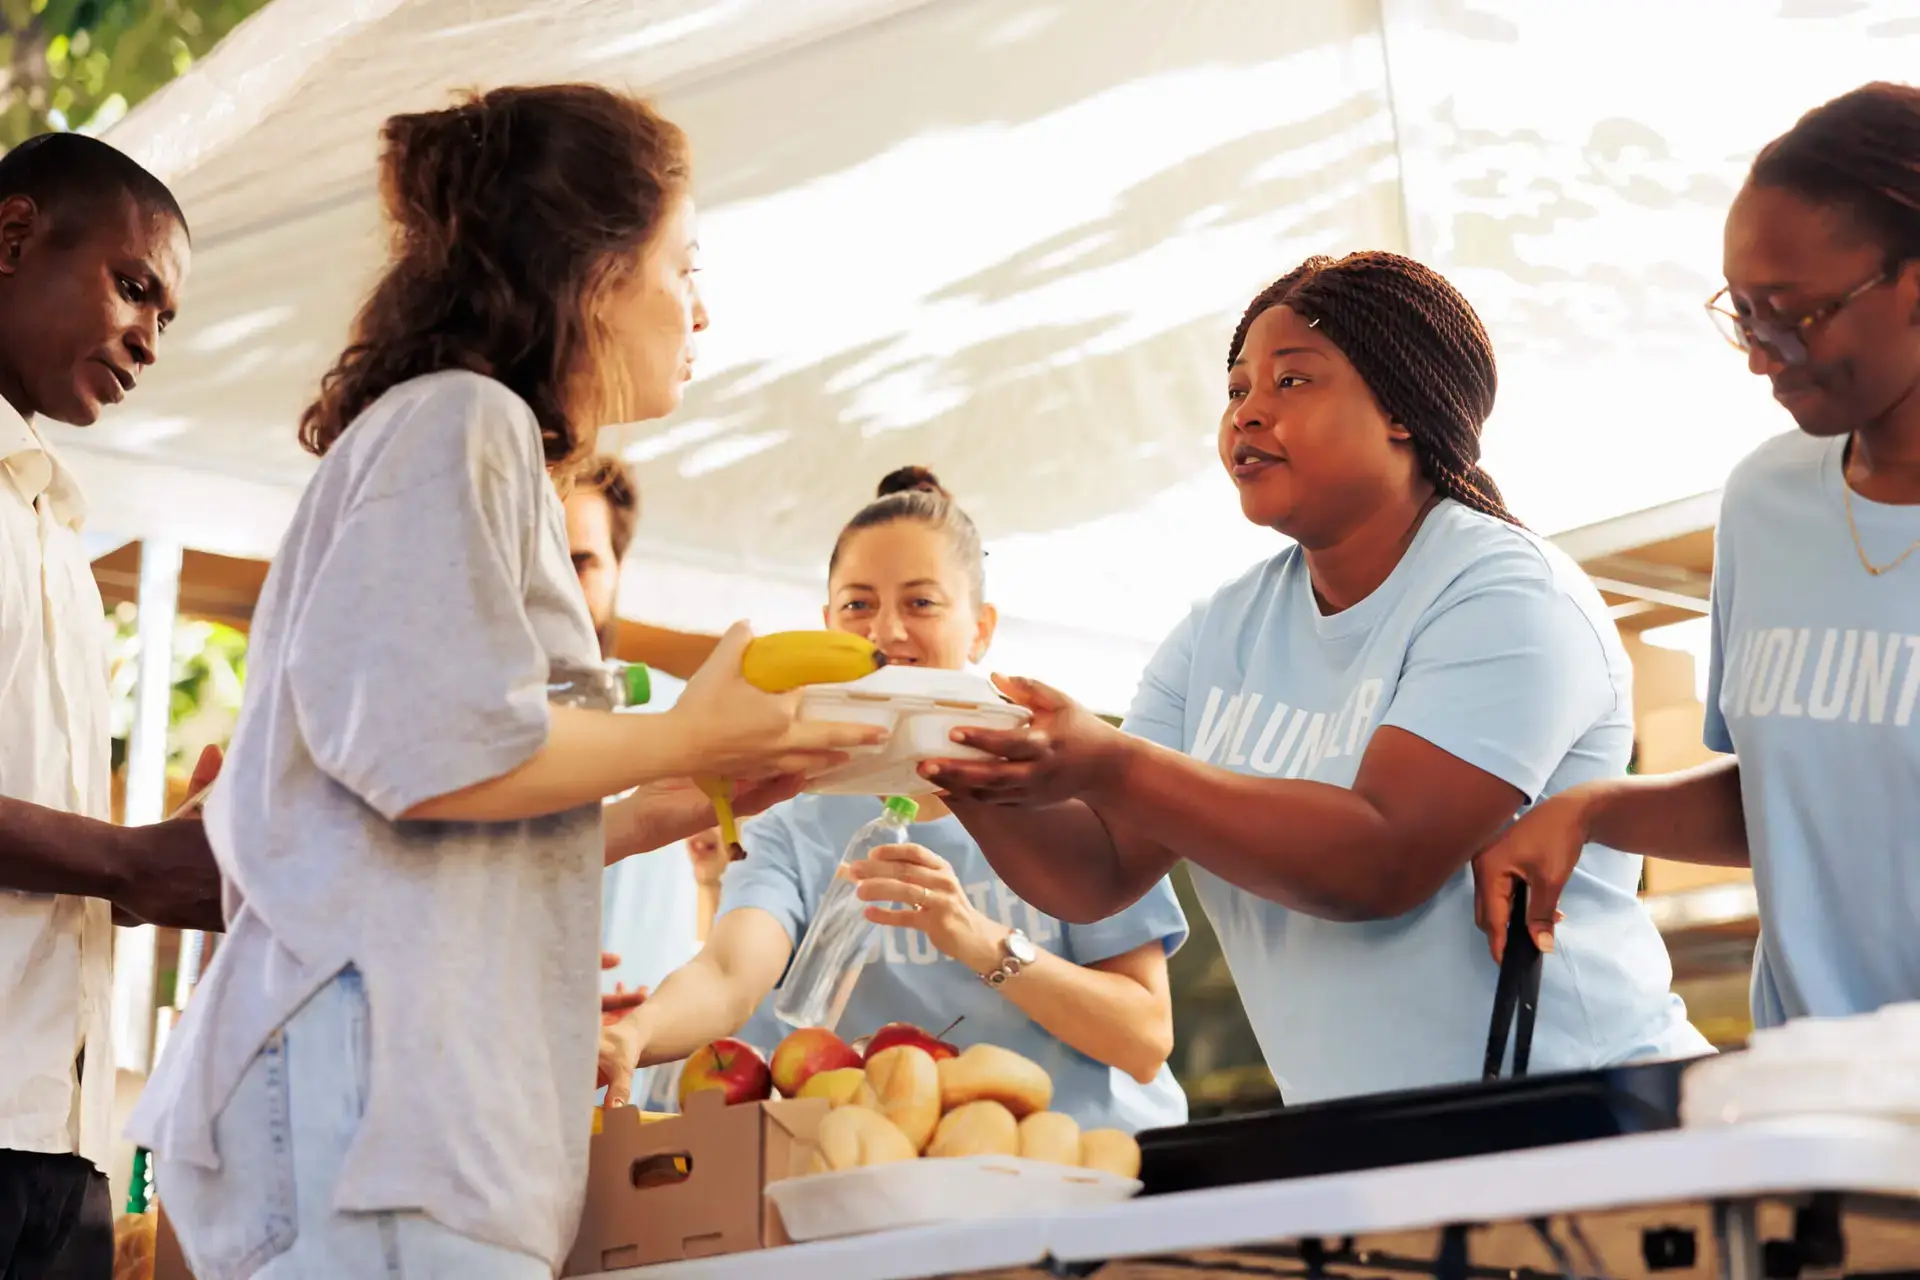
left=1006, top=931, right=1038, bottom=964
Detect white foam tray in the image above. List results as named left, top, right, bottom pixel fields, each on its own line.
left=764, top=1156, right=1140, bottom=1242
left=1682, top=1000, right=1920, bottom=1128
left=798, top=667, right=1031, bottom=797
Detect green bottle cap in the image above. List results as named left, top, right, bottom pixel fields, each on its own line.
left=883, top=796, right=919, bottom=823
left=618, top=661, right=651, bottom=708
left=126, top=1147, right=149, bottom=1214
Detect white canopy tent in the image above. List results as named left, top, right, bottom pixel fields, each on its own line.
left=65, top=0, right=1920, bottom=713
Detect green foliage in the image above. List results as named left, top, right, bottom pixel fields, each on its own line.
left=105, top=599, right=246, bottom=774
left=0, top=0, right=272, bottom=148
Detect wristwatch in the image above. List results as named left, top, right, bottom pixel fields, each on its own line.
left=980, top=929, right=1037, bottom=987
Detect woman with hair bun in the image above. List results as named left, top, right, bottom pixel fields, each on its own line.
left=598, top=467, right=1190, bottom=1133
left=1478, top=81, right=1920, bottom=1031
left=128, top=85, right=880, bottom=1277
left=924, top=251, right=1711, bottom=1104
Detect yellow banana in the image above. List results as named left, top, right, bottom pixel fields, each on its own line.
left=701, top=632, right=886, bottom=856
left=698, top=776, right=745, bottom=861
left=740, top=630, right=887, bottom=692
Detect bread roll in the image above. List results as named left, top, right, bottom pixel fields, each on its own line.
left=836, top=1079, right=883, bottom=1111
left=806, top=1104, right=918, bottom=1173
left=1017, top=1111, right=1082, bottom=1166
left=1078, top=1129, right=1142, bottom=1179
left=927, top=1100, right=1019, bottom=1159
left=936, top=1044, right=1054, bottom=1118
left=863, top=1045, right=942, bottom=1151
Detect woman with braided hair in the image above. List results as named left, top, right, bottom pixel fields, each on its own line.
left=1477, top=82, right=1920, bottom=1032
left=923, top=250, right=1708, bottom=1103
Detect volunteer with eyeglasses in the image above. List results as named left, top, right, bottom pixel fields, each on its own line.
left=1476, top=81, right=1920, bottom=1032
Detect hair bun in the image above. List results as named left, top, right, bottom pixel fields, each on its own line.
left=877, top=465, right=947, bottom=499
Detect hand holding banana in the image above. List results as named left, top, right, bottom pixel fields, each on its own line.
left=677, top=626, right=888, bottom=856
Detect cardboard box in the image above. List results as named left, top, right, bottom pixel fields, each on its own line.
left=563, top=1091, right=828, bottom=1276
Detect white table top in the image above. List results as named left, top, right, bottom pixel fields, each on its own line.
left=588, top=1117, right=1920, bottom=1280
left=592, top=1213, right=1054, bottom=1280
left=1047, top=1115, right=1920, bottom=1266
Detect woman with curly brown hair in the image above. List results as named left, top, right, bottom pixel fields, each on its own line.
left=924, top=252, right=1710, bottom=1104
left=127, top=85, right=880, bottom=1278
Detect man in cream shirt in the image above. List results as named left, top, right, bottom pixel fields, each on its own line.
left=0, top=133, right=218, bottom=1278
left=563, top=456, right=704, bottom=1109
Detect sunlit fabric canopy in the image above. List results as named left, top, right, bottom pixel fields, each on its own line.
left=61, top=0, right=1918, bottom=711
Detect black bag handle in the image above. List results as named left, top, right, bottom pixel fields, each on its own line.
left=1482, top=878, right=1544, bottom=1080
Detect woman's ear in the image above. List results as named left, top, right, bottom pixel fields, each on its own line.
left=1386, top=418, right=1413, bottom=443
left=971, top=602, right=999, bottom=665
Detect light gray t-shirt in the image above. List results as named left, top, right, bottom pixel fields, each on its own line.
left=128, top=371, right=605, bottom=1268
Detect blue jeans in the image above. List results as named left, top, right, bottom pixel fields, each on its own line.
left=155, top=968, right=550, bottom=1280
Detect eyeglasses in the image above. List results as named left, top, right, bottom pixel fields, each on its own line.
left=1706, top=270, right=1891, bottom=365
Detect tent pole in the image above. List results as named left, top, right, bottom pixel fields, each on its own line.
left=111, top=538, right=182, bottom=1074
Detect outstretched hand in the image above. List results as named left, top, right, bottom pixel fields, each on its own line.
left=919, top=675, right=1127, bottom=807
left=673, top=622, right=889, bottom=778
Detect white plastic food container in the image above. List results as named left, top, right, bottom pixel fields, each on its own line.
left=798, top=667, right=1031, bottom=797
left=764, top=1156, right=1140, bottom=1242
left=1681, top=1000, right=1920, bottom=1128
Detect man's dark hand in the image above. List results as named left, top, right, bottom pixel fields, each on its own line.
left=112, top=745, right=225, bottom=932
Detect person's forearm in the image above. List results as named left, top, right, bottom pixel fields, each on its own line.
left=1581, top=757, right=1749, bottom=867
left=1088, top=737, right=1454, bottom=921
left=942, top=798, right=1171, bottom=924
left=0, top=798, right=129, bottom=900
left=986, top=949, right=1171, bottom=1084
left=695, top=881, right=722, bottom=940
left=601, top=789, right=672, bottom=867
left=404, top=705, right=706, bottom=823
left=621, top=623, right=722, bottom=683
left=629, top=958, right=763, bottom=1067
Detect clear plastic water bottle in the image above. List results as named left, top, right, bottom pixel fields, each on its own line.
left=548, top=659, right=651, bottom=710
left=774, top=795, right=920, bottom=1031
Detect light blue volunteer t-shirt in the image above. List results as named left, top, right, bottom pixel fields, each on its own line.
left=1705, top=431, right=1920, bottom=1030
left=1124, top=500, right=1710, bottom=1105
left=715, top=794, right=1191, bottom=1132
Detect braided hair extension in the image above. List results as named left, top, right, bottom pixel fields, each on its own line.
left=1227, top=251, right=1521, bottom=526
left=1749, top=81, right=1920, bottom=264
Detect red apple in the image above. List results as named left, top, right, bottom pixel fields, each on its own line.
left=862, top=1021, right=958, bottom=1064
left=771, top=1027, right=863, bottom=1098
left=677, top=1039, right=773, bottom=1109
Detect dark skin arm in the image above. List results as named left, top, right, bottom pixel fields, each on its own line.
left=926, top=677, right=1529, bottom=925
left=1473, top=756, right=1747, bottom=961
left=1, top=745, right=226, bottom=932
left=615, top=623, right=722, bottom=683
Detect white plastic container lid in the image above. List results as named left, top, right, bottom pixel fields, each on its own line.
left=804, top=664, right=1016, bottom=708
left=798, top=666, right=1031, bottom=797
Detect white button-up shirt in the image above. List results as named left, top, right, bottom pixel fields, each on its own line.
left=0, top=399, right=116, bottom=1169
